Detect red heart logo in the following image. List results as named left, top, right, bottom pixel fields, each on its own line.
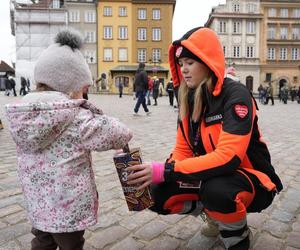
left=234, top=104, right=248, bottom=118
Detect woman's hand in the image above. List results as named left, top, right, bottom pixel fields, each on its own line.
left=126, top=163, right=152, bottom=190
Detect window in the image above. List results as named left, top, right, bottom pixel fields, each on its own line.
left=103, top=48, right=112, bottom=61
left=246, top=21, right=255, bottom=34
left=280, top=9, right=288, bottom=18
left=292, top=27, right=299, bottom=39
left=138, top=9, right=146, bottom=20
left=138, top=49, right=147, bottom=62
left=69, top=10, right=80, bottom=22
left=84, top=50, right=96, bottom=64
left=246, top=46, right=254, bottom=58
left=152, top=9, right=160, bottom=20
left=103, top=26, right=112, bottom=39
left=118, top=48, right=128, bottom=61
left=219, top=21, right=227, bottom=33
left=268, top=27, right=276, bottom=39
left=280, top=48, right=287, bottom=60
left=280, top=27, right=288, bottom=39
left=233, top=21, right=241, bottom=33
left=292, top=9, right=300, bottom=18
left=233, top=3, right=240, bottom=12
left=152, top=49, right=161, bottom=63
left=52, top=0, right=60, bottom=9
left=233, top=46, right=240, bottom=57
left=104, top=6, right=112, bottom=16
left=223, top=46, right=226, bottom=56
left=85, top=11, right=96, bottom=23
left=268, top=8, right=276, bottom=17
left=152, top=28, right=161, bottom=41
left=119, top=7, right=127, bottom=16
left=247, top=3, right=256, bottom=13
left=268, top=48, right=276, bottom=60
left=85, top=31, right=96, bottom=43
left=292, top=48, right=299, bottom=60
left=137, top=28, right=147, bottom=41
left=118, top=26, right=128, bottom=39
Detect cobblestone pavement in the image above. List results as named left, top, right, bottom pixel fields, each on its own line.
left=0, top=93, right=299, bottom=250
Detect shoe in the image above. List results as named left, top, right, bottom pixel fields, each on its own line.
left=146, top=111, right=151, bottom=116
left=200, top=216, right=219, bottom=237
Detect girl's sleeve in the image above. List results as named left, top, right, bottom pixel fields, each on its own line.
left=80, top=114, right=133, bottom=151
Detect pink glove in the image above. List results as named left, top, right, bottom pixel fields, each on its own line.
left=151, top=162, right=165, bottom=184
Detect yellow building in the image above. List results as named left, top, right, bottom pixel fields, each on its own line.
left=97, top=0, right=176, bottom=94
left=260, top=0, right=300, bottom=95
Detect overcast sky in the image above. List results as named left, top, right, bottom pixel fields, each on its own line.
left=0, top=0, right=226, bottom=67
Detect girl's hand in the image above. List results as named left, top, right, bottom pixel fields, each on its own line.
left=126, top=163, right=152, bottom=190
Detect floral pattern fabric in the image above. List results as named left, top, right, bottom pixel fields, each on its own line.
left=5, top=92, right=132, bottom=232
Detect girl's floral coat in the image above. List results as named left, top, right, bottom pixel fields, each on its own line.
left=5, top=92, right=132, bottom=233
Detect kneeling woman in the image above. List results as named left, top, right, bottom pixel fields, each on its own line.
left=127, top=27, right=282, bottom=250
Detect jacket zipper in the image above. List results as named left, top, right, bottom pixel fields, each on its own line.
left=208, top=134, right=216, bottom=150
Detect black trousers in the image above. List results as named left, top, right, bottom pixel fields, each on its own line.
left=31, top=228, right=85, bottom=250
left=150, top=171, right=275, bottom=219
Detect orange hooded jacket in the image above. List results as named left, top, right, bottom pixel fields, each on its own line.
left=164, top=28, right=282, bottom=194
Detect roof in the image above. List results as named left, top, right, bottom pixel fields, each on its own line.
left=110, top=65, right=169, bottom=73
left=0, top=61, right=15, bottom=75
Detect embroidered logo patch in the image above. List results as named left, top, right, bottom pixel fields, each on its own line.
left=176, top=46, right=183, bottom=58
left=234, top=104, right=248, bottom=118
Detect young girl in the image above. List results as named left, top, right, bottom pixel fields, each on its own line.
left=127, top=27, right=282, bottom=250
left=5, top=29, right=132, bottom=250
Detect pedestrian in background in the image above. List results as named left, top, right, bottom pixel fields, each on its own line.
left=5, top=29, right=132, bottom=250
left=264, top=82, right=274, bottom=105
left=127, top=27, right=282, bottom=250
left=19, top=76, right=28, bottom=96
left=133, top=63, right=151, bottom=115
left=118, top=81, right=124, bottom=98
left=4, top=75, right=12, bottom=96
left=9, top=75, right=17, bottom=96
left=146, top=76, right=153, bottom=105
left=152, top=76, right=159, bottom=106
left=166, top=78, right=174, bottom=106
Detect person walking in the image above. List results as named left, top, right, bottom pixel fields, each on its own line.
left=4, top=75, right=12, bottom=96
left=126, top=27, right=282, bottom=250
left=166, top=78, right=174, bottom=106
left=118, top=81, right=124, bottom=98
left=152, top=76, right=160, bottom=106
left=264, top=82, right=274, bottom=105
left=133, top=63, right=151, bottom=115
left=5, top=29, right=132, bottom=250
left=146, top=76, right=153, bottom=105
left=19, top=76, right=28, bottom=96
left=9, top=75, right=17, bottom=96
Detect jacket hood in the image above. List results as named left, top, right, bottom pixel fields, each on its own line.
left=169, top=27, right=225, bottom=96
left=5, top=92, right=89, bottom=153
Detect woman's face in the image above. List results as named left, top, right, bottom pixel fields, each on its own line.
left=178, top=57, right=210, bottom=89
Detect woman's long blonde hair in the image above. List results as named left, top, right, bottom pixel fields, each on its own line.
left=178, top=76, right=214, bottom=122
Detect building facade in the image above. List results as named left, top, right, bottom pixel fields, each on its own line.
left=11, top=0, right=67, bottom=83
left=260, top=0, right=300, bottom=95
left=64, top=0, right=98, bottom=83
left=206, top=0, right=262, bottom=93
left=97, top=0, right=175, bottom=94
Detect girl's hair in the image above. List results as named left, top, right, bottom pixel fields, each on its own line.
left=178, top=76, right=214, bottom=122
left=35, top=83, right=55, bottom=92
